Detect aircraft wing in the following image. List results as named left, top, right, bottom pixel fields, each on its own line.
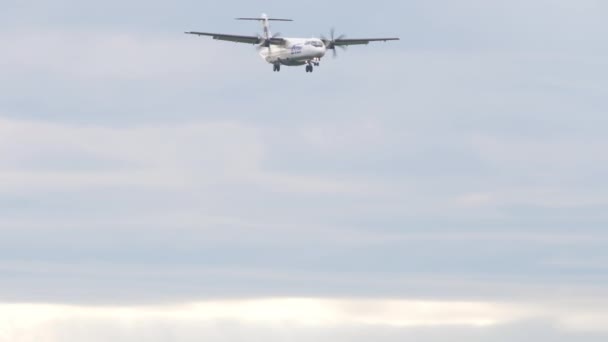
left=185, top=31, right=262, bottom=44
left=185, top=31, right=286, bottom=45
left=332, top=38, right=400, bottom=47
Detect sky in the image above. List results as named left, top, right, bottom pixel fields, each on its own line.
left=1, top=0, right=608, bottom=340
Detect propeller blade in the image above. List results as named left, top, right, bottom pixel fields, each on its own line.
left=321, top=28, right=348, bottom=58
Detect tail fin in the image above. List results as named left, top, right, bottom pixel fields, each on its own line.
left=235, top=14, right=292, bottom=40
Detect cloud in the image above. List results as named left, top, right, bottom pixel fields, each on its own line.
left=0, top=118, right=379, bottom=196
left=1, top=5, right=607, bottom=338
left=0, top=119, right=258, bottom=190
left=0, top=298, right=607, bottom=342
left=0, top=29, right=240, bottom=81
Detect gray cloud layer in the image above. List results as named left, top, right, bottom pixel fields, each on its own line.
left=1, top=0, right=607, bottom=340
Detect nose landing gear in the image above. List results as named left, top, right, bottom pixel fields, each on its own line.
left=306, top=59, right=319, bottom=73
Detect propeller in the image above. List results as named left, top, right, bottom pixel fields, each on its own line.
left=256, top=32, right=282, bottom=59
left=257, top=32, right=282, bottom=47
left=321, top=28, right=347, bottom=58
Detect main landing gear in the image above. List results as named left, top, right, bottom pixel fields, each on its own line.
left=273, top=63, right=281, bottom=72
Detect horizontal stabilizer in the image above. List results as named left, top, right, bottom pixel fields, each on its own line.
left=236, top=18, right=293, bottom=22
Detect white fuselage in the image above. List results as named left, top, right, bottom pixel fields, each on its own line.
left=259, top=38, right=326, bottom=66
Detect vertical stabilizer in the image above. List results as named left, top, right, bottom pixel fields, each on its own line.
left=235, top=14, right=293, bottom=40
left=261, top=13, right=270, bottom=40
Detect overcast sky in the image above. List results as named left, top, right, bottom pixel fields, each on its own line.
left=1, top=0, right=608, bottom=341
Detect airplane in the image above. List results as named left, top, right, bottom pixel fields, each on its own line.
left=185, top=14, right=399, bottom=73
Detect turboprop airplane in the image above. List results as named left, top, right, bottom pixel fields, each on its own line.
left=185, top=14, right=399, bottom=73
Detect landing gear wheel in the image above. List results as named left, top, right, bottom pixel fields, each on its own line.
left=305, top=65, right=314, bottom=73
left=273, top=64, right=281, bottom=72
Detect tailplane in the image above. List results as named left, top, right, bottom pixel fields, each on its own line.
left=235, top=14, right=293, bottom=40
left=236, top=13, right=293, bottom=22
left=236, top=18, right=293, bottom=21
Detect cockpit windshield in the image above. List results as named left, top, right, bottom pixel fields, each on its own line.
left=306, top=40, right=324, bottom=48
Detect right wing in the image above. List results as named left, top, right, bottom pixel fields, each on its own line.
left=185, top=32, right=262, bottom=45
left=185, top=32, right=286, bottom=46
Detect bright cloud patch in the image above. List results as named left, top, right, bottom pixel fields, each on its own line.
left=1, top=299, right=607, bottom=342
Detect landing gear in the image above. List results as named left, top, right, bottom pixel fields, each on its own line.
left=306, top=58, right=320, bottom=73
left=273, top=63, right=281, bottom=72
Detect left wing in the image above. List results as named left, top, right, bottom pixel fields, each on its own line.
left=332, top=38, right=400, bottom=47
